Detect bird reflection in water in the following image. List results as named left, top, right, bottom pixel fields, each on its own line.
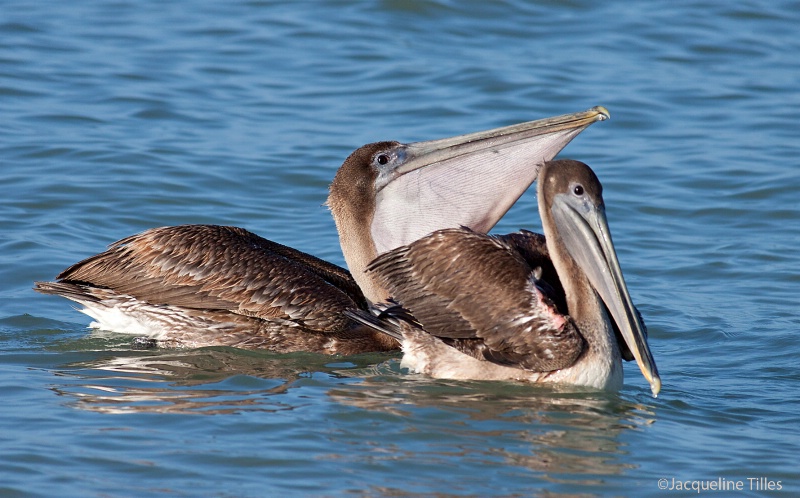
left=50, top=348, right=655, bottom=485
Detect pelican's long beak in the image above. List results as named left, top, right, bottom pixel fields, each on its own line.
left=552, top=193, right=661, bottom=397
left=371, top=107, right=609, bottom=254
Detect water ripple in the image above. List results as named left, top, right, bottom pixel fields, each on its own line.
left=2, top=0, right=799, bottom=495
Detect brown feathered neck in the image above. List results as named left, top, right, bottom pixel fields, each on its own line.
left=327, top=141, right=400, bottom=303
left=536, top=160, right=610, bottom=347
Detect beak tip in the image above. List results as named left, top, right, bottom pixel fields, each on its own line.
left=649, top=376, right=662, bottom=397
left=591, top=106, right=611, bottom=121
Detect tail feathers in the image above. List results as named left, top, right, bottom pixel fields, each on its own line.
left=345, top=309, right=403, bottom=341
left=345, top=302, right=422, bottom=341
left=33, top=281, right=102, bottom=304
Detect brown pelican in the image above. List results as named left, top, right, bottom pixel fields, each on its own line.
left=346, top=159, right=661, bottom=395
left=34, top=108, right=609, bottom=355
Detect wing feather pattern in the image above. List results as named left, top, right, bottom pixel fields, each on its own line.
left=50, top=225, right=366, bottom=333
left=367, top=227, right=586, bottom=372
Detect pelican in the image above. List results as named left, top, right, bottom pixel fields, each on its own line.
left=34, top=108, right=609, bottom=355
left=346, top=159, right=661, bottom=395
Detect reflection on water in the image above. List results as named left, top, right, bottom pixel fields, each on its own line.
left=50, top=346, right=657, bottom=486
left=50, top=347, right=388, bottom=415
left=327, top=375, right=655, bottom=484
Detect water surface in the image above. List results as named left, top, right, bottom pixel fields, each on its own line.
left=2, top=1, right=799, bottom=496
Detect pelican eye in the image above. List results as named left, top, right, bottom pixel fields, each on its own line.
left=573, top=184, right=584, bottom=196
left=376, top=154, right=390, bottom=165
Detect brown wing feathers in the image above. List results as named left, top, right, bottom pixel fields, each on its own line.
left=52, top=225, right=365, bottom=332
left=367, top=227, right=586, bottom=372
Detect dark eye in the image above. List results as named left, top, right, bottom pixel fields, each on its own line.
left=376, top=154, right=389, bottom=165
left=573, top=184, right=584, bottom=196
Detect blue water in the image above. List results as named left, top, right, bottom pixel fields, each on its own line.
left=2, top=0, right=799, bottom=496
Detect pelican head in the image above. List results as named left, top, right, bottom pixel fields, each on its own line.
left=541, top=159, right=661, bottom=396
left=329, top=107, right=610, bottom=302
